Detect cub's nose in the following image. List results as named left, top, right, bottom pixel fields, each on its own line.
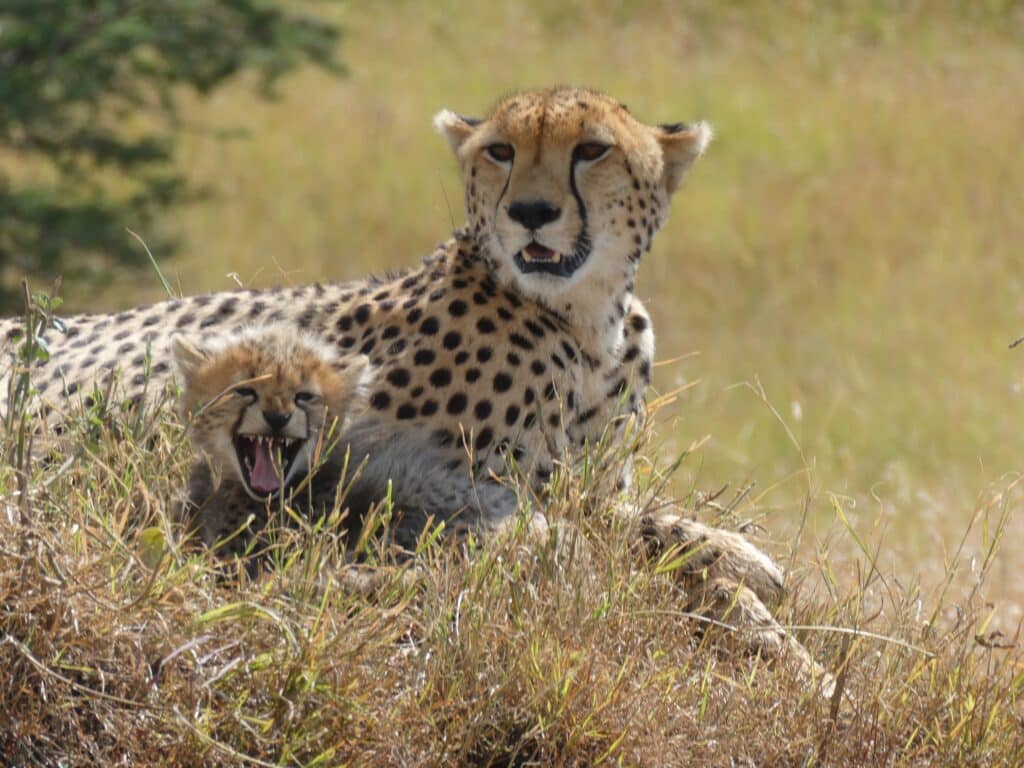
left=262, top=410, right=292, bottom=432
left=507, top=200, right=561, bottom=231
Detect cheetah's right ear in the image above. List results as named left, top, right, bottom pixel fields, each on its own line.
left=433, top=109, right=481, bottom=154
left=656, top=120, right=713, bottom=196
left=171, top=336, right=209, bottom=385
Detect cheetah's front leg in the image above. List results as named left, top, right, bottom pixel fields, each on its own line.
left=631, top=508, right=835, bottom=695
left=637, top=510, right=784, bottom=607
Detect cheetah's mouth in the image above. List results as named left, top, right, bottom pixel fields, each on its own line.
left=234, top=434, right=304, bottom=497
left=514, top=241, right=590, bottom=278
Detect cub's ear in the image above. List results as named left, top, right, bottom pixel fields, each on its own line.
left=433, top=109, right=482, bottom=154
left=656, top=121, right=712, bottom=196
left=171, top=335, right=209, bottom=385
left=326, top=353, right=373, bottom=418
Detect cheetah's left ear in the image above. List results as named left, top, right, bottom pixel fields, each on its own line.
left=433, top=109, right=481, bottom=154
left=171, top=335, right=209, bottom=385
left=656, top=121, right=713, bottom=196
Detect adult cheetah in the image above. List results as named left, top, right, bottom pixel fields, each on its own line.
left=1, top=86, right=787, bottom=614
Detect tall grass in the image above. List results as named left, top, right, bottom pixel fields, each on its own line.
left=2, top=346, right=1022, bottom=765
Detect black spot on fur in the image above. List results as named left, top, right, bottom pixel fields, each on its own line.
left=524, top=320, right=545, bottom=338
left=443, top=331, right=461, bottom=350
left=509, top=333, right=533, bottom=351
left=505, top=404, right=520, bottom=426
left=429, top=368, right=452, bottom=387
left=446, top=393, right=467, bottom=415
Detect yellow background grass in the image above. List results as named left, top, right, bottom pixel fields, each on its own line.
left=49, top=2, right=1024, bottom=619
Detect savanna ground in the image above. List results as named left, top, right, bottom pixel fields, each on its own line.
left=3, top=2, right=1024, bottom=765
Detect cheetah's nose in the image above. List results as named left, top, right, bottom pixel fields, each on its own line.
left=263, top=410, right=292, bottom=432
left=507, top=200, right=561, bottom=231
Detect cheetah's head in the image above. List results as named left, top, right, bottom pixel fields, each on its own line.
left=435, top=86, right=710, bottom=311
left=172, top=326, right=370, bottom=501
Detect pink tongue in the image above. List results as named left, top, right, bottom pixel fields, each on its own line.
left=249, top=441, right=282, bottom=493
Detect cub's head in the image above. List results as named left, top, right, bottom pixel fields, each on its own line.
left=172, top=326, right=369, bottom=501
left=435, top=86, right=710, bottom=310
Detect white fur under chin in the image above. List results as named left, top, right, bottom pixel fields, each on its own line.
left=487, top=238, right=636, bottom=356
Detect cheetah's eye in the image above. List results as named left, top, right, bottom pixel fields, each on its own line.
left=294, top=391, right=318, bottom=405
left=234, top=386, right=257, bottom=399
left=573, top=142, right=610, bottom=163
left=485, top=143, right=515, bottom=163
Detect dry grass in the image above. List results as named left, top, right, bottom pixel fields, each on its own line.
left=2, top=326, right=1023, bottom=765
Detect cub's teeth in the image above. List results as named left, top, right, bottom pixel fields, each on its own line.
left=551, top=252, right=562, bottom=263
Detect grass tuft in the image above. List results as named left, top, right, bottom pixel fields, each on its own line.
left=2, top=360, right=1021, bottom=765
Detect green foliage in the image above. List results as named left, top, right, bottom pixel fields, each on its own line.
left=0, top=0, right=343, bottom=310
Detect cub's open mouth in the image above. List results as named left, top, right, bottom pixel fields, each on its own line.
left=513, top=241, right=589, bottom=278
left=234, top=433, right=304, bottom=496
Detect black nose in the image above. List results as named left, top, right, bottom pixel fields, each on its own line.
left=507, top=200, right=561, bottom=231
left=263, top=410, right=292, bottom=432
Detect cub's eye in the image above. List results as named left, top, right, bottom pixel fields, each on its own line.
left=294, top=391, right=318, bottom=404
left=573, top=142, right=610, bottom=163
left=485, top=143, right=515, bottom=163
left=233, top=386, right=257, bottom=399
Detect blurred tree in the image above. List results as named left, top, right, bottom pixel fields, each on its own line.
left=0, top=0, right=342, bottom=310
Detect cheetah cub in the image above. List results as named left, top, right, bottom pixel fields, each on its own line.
left=172, top=325, right=517, bottom=559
